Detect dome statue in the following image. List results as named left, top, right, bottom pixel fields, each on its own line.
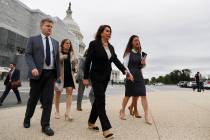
left=63, top=2, right=84, bottom=44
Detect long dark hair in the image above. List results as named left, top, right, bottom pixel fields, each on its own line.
left=123, top=35, right=141, bottom=58
left=83, top=49, right=88, bottom=57
left=95, top=25, right=112, bottom=41
left=60, top=39, right=73, bottom=54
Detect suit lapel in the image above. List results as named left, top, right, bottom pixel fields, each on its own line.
left=51, top=38, right=56, bottom=58
left=98, top=40, right=108, bottom=59
left=38, top=35, right=45, bottom=57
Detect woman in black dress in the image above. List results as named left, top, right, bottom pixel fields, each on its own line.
left=83, top=25, right=131, bottom=139
left=119, top=35, right=152, bottom=125
left=54, top=39, right=77, bottom=121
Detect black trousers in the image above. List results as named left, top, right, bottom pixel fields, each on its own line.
left=0, top=84, right=21, bottom=103
left=88, top=80, right=111, bottom=131
left=24, top=70, right=56, bottom=128
left=196, top=82, right=201, bottom=92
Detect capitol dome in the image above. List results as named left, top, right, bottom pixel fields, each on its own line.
left=63, top=2, right=84, bottom=43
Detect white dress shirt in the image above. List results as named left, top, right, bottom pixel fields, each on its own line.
left=11, top=68, right=15, bottom=76
left=41, top=33, right=55, bottom=69
left=123, top=49, right=143, bottom=74
left=104, top=47, right=112, bottom=59
left=123, top=53, right=131, bottom=73
left=9, top=68, right=15, bottom=80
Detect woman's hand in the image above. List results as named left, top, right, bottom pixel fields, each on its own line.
left=127, top=73, right=134, bottom=81
left=83, top=79, right=89, bottom=88
left=125, top=70, right=134, bottom=81
left=141, top=58, right=146, bottom=65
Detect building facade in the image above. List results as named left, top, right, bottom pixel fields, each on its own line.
left=111, top=70, right=121, bottom=83
left=0, top=0, right=85, bottom=80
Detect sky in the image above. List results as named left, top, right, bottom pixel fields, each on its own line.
left=18, top=0, right=210, bottom=79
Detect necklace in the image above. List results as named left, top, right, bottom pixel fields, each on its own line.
left=102, top=40, right=108, bottom=48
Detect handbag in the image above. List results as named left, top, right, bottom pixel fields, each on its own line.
left=11, top=80, right=22, bottom=89
left=54, top=79, right=63, bottom=92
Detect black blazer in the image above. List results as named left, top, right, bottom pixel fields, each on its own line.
left=84, top=40, right=126, bottom=82
left=4, top=69, right=20, bottom=85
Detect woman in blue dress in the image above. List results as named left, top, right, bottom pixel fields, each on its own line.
left=119, top=35, right=152, bottom=125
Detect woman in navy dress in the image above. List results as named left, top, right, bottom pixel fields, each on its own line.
left=119, top=35, right=152, bottom=125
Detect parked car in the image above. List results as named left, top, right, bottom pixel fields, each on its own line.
left=153, top=82, right=164, bottom=86
left=204, top=80, right=210, bottom=89
left=187, top=81, right=197, bottom=88
left=177, top=81, right=188, bottom=88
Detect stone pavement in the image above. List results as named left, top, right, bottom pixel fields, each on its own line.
left=0, top=81, right=89, bottom=108
left=0, top=86, right=210, bottom=140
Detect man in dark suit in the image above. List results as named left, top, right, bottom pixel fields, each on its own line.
left=23, top=18, right=60, bottom=136
left=0, top=63, right=22, bottom=106
left=195, top=72, right=201, bottom=92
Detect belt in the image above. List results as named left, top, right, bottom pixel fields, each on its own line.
left=43, top=69, right=56, bottom=72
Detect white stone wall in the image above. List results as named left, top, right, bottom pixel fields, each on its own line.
left=0, top=0, right=82, bottom=79
left=52, top=17, right=79, bottom=55
left=0, top=0, right=32, bottom=37
left=0, top=0, right=80, bottom=54
left=111, top=70, right=121, bottom=83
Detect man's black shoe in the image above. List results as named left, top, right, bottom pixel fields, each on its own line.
left=23, top=119, right=30, bottom=128
left=42, top=126, right=54, bottom=136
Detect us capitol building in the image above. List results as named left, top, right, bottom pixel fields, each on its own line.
left=0, top=0, right=85, bottom=79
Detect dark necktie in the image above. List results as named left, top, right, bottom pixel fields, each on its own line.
left=45, top=37, right=51, bottom=66
left=9, top=70, right=12, bottom=80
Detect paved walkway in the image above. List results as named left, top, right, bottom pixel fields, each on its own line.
left=0, top=86, right=210, bottom=140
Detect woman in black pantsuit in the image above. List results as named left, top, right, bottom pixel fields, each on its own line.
left=119, top=35, right=152, bottom=125
left=83, top=25, right=131, bottom=139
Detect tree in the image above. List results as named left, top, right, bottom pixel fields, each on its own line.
left=157, top=76, right=164, bottom=83
left=181, top=69, right=191, bottom=81
left=150, top=77, right=157, bottom=84
left=169, top=70, right=182, bottom=84
left=150, top=69, right=192, bottom=85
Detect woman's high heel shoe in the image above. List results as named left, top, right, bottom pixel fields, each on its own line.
left=133, top=111, right=142, bottom=118
left=103, top=130, right=114, bottom=139
left=55, top=112, right=60, bottom=119
left=88, top=122, right=99, bottom=132
left=145, top=121, right=152, bottom=125
left=145, top=114, right=152, bottom=125
left=119, top=109, right=126, bottom=120
left=64, top=114, right=73, bottom=122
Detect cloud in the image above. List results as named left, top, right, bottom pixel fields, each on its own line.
left=19, top=0, right=210, bottom=78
